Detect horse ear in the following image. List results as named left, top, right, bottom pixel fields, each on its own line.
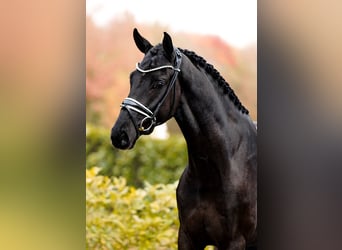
left=133, top=28, right=153, bottom=54
left=163, top=32, right=174, bottom=61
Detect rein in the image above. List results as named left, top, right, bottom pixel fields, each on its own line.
left=120, top=48, right=182, bottom=135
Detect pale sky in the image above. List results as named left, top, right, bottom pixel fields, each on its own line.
left=86, top=0, right=257, bottom=48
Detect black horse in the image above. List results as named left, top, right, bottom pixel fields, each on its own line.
left=111, top=29, right=257, bottom=250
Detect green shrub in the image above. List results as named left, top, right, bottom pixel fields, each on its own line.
left=86, top=168, right=215, bottom=250
left=86, top=167, right=179, bottom=250
left=86, top=123, right=188, bottom=187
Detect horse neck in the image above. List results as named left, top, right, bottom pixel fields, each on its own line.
left=174, top=56, right=251, bottom=180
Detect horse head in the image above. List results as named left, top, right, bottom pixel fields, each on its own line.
left=111, top=28, right=182, bottom=149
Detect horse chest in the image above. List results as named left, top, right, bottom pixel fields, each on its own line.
left=177, top=182, right=230, bottom=240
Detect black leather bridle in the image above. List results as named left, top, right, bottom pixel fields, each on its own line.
left=120, top=48, right=182, bottom=136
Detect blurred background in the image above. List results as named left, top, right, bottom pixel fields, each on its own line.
left=1, top=0, right=342, bottom=249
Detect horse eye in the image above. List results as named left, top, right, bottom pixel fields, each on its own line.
left=152, top=80, right=165, bottom=89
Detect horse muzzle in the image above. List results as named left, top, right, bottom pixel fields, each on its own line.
left=111, top=111, right=138, bottom=150
left=111, top=129, right=131, bottom=149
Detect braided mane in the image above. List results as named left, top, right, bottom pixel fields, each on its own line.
left=179, top=48, right=249, bottom=115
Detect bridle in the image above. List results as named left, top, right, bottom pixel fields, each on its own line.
left=120, top=48, right=182, bottom=136
left=120, top=49, right=182, bottom=135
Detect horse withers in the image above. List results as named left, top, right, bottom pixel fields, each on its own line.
left=111, top=28, right=257, bottom=250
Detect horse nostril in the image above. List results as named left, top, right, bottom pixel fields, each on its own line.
left=119, top=131, right=129, bottom=148
left=111, top=129, right=130, bottom=149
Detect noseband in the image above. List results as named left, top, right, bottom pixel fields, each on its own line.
left=120, top=49, right=182, bottom=135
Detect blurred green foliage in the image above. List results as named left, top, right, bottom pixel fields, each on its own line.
left=86, top=167, right=179, bottom=249
left=86, top=123, right=188, bottom=187
left=86, top=125, right=217, bottom=249
left=86, top=168, right=215, bottom=250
